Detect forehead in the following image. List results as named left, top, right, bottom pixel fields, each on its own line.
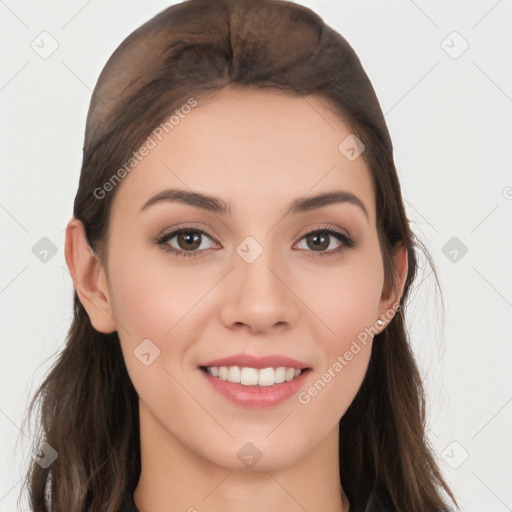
left=110, top=86, right=375, bottom=223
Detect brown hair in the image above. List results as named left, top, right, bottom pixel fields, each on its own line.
left=19, top=0, right=459, bottom=510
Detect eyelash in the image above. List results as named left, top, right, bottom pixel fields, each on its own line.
left=155, top=224, right=355, bottom=259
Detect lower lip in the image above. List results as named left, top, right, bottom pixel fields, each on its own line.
left=199, top=368, right=311, bottom=408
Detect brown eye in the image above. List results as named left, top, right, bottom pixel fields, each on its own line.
left=295, top=227, right=355, bottom=257
left=176, top=230, right=202, bottom=251
left=156, top=227, right=218, bottom=258
left=305, top=232, right=330, bottom=251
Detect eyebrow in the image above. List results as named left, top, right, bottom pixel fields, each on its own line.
left=139, top=188, right=369, bottom=220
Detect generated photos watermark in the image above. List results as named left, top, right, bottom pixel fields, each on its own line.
left=93, top=97, right=198, bottom=200
left=297, top=302, right=401, bottom=405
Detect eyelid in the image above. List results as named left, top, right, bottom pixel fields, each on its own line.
left=155, top=223, right=355, bottom=258
left=156, top=222, right=351, bottom=243
left=294, top=223, right=351, bottom=241
left=293, top=224, right=355, bottom=256
left=155, top=223, right=219, bottom=244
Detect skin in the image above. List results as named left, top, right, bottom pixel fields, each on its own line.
left=65, top=85, right=408, bottom=512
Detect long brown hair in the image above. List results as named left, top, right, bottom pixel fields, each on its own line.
left=19, top=0, right=459, bottom=510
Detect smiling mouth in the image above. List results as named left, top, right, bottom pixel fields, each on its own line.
left=199, top=365, right=311, bottom=387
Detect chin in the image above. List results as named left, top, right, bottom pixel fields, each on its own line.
left=198, top=434, right=307, bottom=472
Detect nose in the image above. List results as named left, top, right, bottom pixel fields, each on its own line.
left=219, top=248, right=300, bottom=335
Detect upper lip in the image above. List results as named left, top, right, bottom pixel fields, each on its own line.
left=199, top=354, right=311, bottom=370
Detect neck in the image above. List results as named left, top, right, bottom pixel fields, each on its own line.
left=133, top=403, right=350, bottom=512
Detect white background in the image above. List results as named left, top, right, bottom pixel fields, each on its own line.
left=1, top=1, right=511, bottom=511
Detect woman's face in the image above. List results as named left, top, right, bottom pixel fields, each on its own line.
left=99, top=86, right=400, bottom=471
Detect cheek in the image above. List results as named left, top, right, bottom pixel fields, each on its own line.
left=108, top=248, right=220, bottom=398
left=296, top=246, right=384, bottom=345
left=295, top=344, right=371, bottom=440
left=110, top=253, right=211, bottom=414
left=293, top=251, right=382, bottom=410
left=297, top=288, right=378, bottom=426
left=109, top=246, right=214, bottom=341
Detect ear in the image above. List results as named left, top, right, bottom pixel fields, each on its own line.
left=64, top=217, right=117, bottom=334
left=377, top=243, right=408, bottom=327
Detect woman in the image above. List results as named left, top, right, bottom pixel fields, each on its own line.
left=20, top=0, right=459, bottom=510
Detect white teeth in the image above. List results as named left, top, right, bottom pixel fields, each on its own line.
left=241, top=367, right=258, bottom=386
left=258, top=368, right=275, bottom=387
left=228, top=366, right=241, bottom=383
left=274, top=367, right=286, bottom=384
left=205, top=366, right=304, bottom=387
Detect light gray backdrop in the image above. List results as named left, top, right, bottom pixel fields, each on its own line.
left=1, top=1, right=511, bottom=511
